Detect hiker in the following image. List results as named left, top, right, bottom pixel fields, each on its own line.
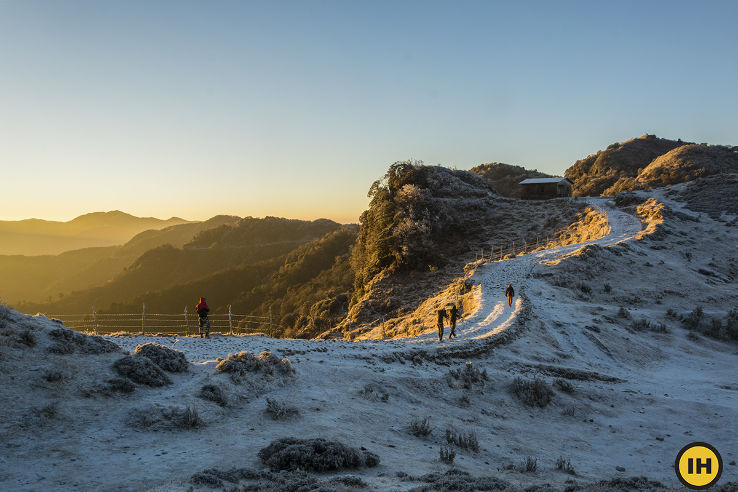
left=448, top=304, right=460, bottom=339
left=195, top=297, right=211, bottom=338
left=437, top=307, right=448, bottom=342
left=505, top=284, right=515, bottom=307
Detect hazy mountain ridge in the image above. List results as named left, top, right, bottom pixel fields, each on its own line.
left=105, top=225, right=358, bottom=339
left=16, top=217, right=345, bottom=318
left=0, top=216, right=241, bottom=304
left=0, top=211, right=192, bottom=256
left=565, top=134, right=738, bottom=196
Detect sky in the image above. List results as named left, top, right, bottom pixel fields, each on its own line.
left=1, top=0, right=736, bottom=224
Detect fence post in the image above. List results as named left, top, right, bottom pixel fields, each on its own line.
left=92, top=306, right=98, bottom=335
left=381, top=316, right=385, bottom=339
left=512, top=240, right=515, bottom=256
left=142, top=303, right=145, bottom=336
left=228, top=305, right=233, bottom=335
left=269, top=307, right=273, bottom=338
left=184, top=306, right=189, bottom=337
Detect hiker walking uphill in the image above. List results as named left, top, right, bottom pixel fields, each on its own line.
left=195, top=297, right=211, bottom=338
left=448, top=304, right=460, bottom=339
left=437, top=307, right=448, bottom=342
left=505, top=284, right=515, bottom=307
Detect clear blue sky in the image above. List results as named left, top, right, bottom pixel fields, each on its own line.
left=1, top=0, right=736, bottom=223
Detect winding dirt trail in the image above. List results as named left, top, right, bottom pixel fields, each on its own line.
left=403, top=198, right=642, bottom=345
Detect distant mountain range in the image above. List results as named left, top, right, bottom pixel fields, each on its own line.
left=0, top=211, right=192, bottom=255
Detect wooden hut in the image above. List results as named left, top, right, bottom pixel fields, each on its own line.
left=519, top=177, right=573, bottom=199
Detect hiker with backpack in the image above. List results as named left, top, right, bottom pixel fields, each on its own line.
left=196, top=297, right=211, bottom=338
left=448, top=304, right=460, bottom=339
left=505, top=284, right=515, bottom=307
left=437, top=307, right=448, bottom=342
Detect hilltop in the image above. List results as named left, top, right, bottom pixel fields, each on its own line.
left=564, top=134, right=738, bottom=196
left=469, top=162, right=553, bottom=197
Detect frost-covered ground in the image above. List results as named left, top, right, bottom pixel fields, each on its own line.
left=1, top=192, right=737, bottom=491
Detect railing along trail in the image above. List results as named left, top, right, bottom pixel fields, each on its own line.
left=46, top=305, right=276, bottom=337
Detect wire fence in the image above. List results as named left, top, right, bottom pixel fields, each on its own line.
left=47, top=304, right=277, bottom=337
left=473, top=200, right=609, bottom=263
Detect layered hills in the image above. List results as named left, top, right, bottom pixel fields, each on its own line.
left=0, top=211, right=191, bottom=256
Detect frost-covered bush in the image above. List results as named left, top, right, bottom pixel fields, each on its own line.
left=519, top=456, right=537, bottom=472
left=510, top=377, right=554, bottom=408
left=447, top=361, right=488, bottom=390
left=191, top=468, right=368, bottom=490
left=134, top=343, right=188, bottom=373
left=43, top=370, right=63, bottom=382
left=258, top=438, right=379, bottom=472
left=113, top=355, right=172, bottom=387
left=359, top=383, right=389, bottom=402
left=127, top=404, right=203, bottom=430
left=265, top=398, right=299, bottom=420
left=439, top=445, right=455, bottom=464
left=215, top=351, right=295, bottom=383
left=553, top=378, right=574, bottom=394
left=556, top=456, right=576, bottom=475
left=199, top=384, right=227, bottom=407
left=445, top=427, right=479, bottom=452
left=18, top=330, right=36, bottom=348
left=683, top=307, right=704, bottom=330
left=48, top=326, right=120, bottom=355
left=409, top=416, right=431, bottom=437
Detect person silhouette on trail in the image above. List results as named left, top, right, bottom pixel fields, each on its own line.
left=505, top=284, right=515, bottom=307
left=195, top=297, right=210, bottom=338
left=448, top=304, right=460, bottom=339
left=437, top=307, right=448, bottom=342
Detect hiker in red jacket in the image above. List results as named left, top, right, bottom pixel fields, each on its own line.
left=195, top=297, right=210, bottom=338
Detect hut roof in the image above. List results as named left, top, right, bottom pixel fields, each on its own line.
left=519, top=177, right=573, bottom=185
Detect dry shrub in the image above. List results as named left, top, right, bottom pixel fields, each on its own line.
left=216, top=351, right=295, bottom=383
left=401, top=470, right=511, bottom=490
left=43, top=370, right=63, bottom=382
left=445, top=427, right=479, bottom=452
left=511, top=377, right=554, bottom=408
left=556, top=456, right=576, bottom=475
left=439, top=445, right=455, bottom=464
left=113, top=355, right=172, bottom=387
left=199, top=384, right=227, bottom=407
left=265, top=398, right=299, bottom=420
left=519, top=456, right=537, bottom=472
left=22, top=402, right=60, bottom=428
left=134, top=343, right=188, bottom=372
left=258, top=438, right=379, bottom=472
left=447, top=361, right=488, bottom=390
left=359, top=383, right=389, bottom=402
left=553, top=378, right=574, bottom=394
left=191, top=468, right=368, bottom=490
left=18, top=330, right=36, bottom=348
left=409, top=416, right=431, bottom=437
left=128, top=404, right=204, bottom=430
